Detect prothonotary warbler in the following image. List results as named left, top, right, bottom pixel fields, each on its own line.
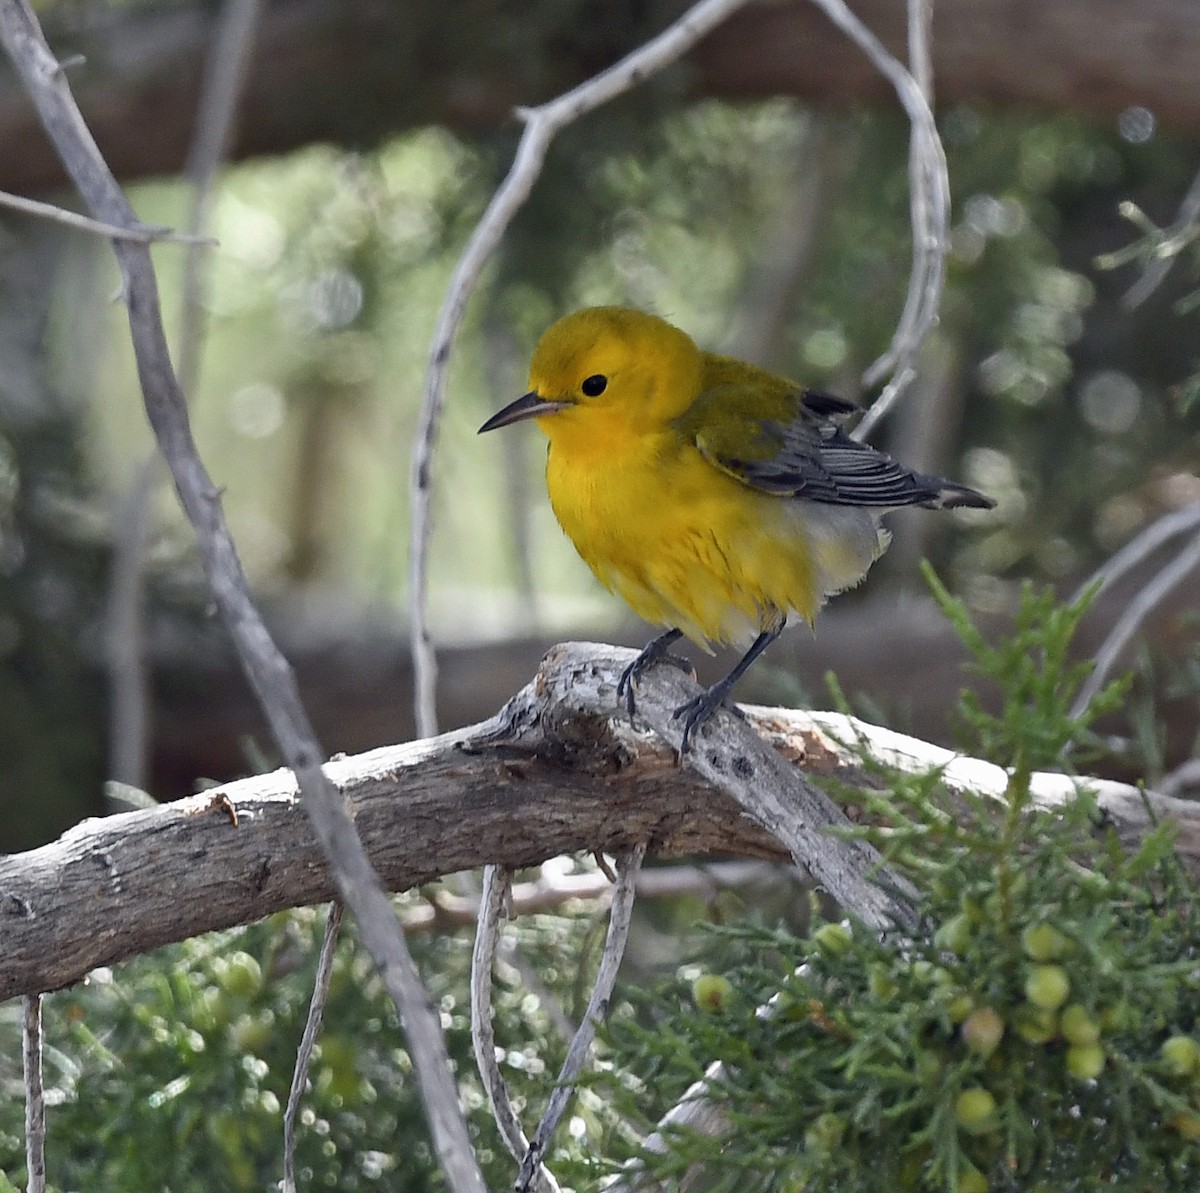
left=479, top=306, right=994, bottom=751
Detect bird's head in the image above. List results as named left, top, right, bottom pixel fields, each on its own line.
left=478, top=307, right=704, bottom=441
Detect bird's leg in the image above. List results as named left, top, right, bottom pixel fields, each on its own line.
left=672, top=624, right=783, bottom=753
left=617, top=628, right=690, bottom=720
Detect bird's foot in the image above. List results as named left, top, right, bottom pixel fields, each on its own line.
left=617, top=630, right=691, bottom=720
left=672, top=681, right=745, bottom=754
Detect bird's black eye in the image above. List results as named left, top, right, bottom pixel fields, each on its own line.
left=581, top=374, right=608, bottom=397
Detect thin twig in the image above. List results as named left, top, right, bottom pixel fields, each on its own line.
left=0, top=5, right=485, bottom=1189
left=1070, top=529, right=1200, bottom=718
left=0, top=186, right=214, bottom=244
left=455, top=868, right=577, bottom=1040
left=1070, top=501, right=1200, bottom=604
left=796, top=0, right=947, bottom=438
left=178, top=0, right=260, bottom=399
left=23, top=993, right=46, bottom=1193
left=284, top=901, right=344, bottom=1193
left=402, top=860, right=780, bottom=931
left=1159, top=757, right=1200, bottom=799
left=408, top=0, right=753, bottom=739
left=471, top=866, right=561, bottom=1193
left=906, top=0, right=933, bottom=95
left=516, top=845, right=646, bottom=1192
left=868, top=0, right=936, bottom=400
left=1123, top=164, right=1200, bottom=309
left=106, top=0, right=260, bottom=793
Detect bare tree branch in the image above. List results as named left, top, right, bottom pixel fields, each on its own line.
left=565, top=649, right=921, bottom=933
left=283, top=901, right=344, bottom=1193
left=23, top=993, right=45, bottom=1193
left=0, top=4, right=485, bottom=1188
left=801, top=0, right=947, bottom=436
left=408, top=0, right=753, bottom=738
left=0, top=185, right=212, bottom=241
left=1071, top=501, right=1200, bottom=603
left=1121, top=165, right=1200, bottom=309
left=106, top=0, right=261, bottom=793
left=4, top=643, right=1191, bottom=1003
left=470, top=867, right=561, bottom=1193
left=516, top=845, right=646, bottom=1191
left=1070, top=529, right=1200, bottom=718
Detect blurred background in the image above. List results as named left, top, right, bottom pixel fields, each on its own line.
left=1, top=0, right=1199, bottom=850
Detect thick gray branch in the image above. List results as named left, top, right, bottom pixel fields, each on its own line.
left=2, top=642, right=1193, bottom=1002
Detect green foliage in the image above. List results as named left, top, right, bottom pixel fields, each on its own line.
left=0, top=904, right=606, bottom=1192
left=921, top=564, right=1127, bottom=770
left=571, top=584, right=1200, bottom=1191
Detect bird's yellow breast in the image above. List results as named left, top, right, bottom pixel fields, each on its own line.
left=542, top=409, right=884, bottom=650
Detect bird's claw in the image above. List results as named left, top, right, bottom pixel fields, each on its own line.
left=671, top=684, right=744, bottom=754
left=617, top=645, right=692, bottom=720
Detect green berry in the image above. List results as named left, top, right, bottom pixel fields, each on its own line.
left=959, top=1163, right=989, bottom=1193
left=1170, top=1112, right=1200, bottom=1140
left=1014, top=1005, right=1058, bottom=1045
left=229, top=1012, right=272, bottom=1055
left=961, top=897, right=985, bottom=925
left=955, top=1087, right=998, bottom=1135
left=1161, top=1036, right=1200, bottom=1078
left=1060, top=1004, right=1101, bottom=1047
left=947, top=993, right=976, bottom=1025
left=1021, top=923, right=1069, bottom=962
left=804, top=1112, right=845, bottom=1154
left=962, top=1007, right=1005, bottom=1058
left=1099, top=1004, right=1132, bottom=1034
left=868, top=965, right=898, bottom=1000
left=691, top=973, right=734, bottom=1013
left=1025, top=964, right=1070, bottom=1011
left=934, top=913, right=972, bottom=955
left=217, top=951, right=262, bottom=999
left=1066, top=1044, right=1105, bottom=1080
left=812, top=923, right=852, bottom=956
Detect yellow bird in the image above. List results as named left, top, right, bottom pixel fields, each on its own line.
left=479, top=307, right=994, bottom=751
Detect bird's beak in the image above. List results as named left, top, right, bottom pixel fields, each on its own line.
left=478, top=391, right=569, bottom=433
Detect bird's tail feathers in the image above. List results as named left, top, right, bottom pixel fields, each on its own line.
left=919, top=478, right=996, bottom=511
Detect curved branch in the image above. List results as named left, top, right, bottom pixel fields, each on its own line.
left=516, top=844, right=645, bottom=1191
left=469, top=867, right=560, bottom=1193
left=408, top=0, right=752, bottom=739
left=1070, top=530, right=1200, bottom=718
left=283, top=900, right=343, bottom=1193
left=0, top=4, right=485, bottom=1187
